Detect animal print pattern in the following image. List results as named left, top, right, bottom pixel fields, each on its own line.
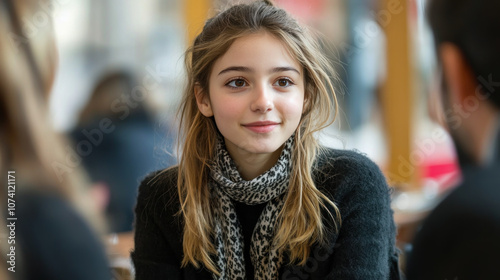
left=209, top=135, right=294, bottom=280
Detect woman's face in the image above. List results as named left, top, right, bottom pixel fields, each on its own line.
left=197, top=31, right=305, bottom=162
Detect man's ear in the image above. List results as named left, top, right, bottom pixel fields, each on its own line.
left=195, top=84, right=214, bottom=117
left=439, top=43, right=477, bottom=105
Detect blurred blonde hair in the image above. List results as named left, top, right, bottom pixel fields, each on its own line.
left=176, top=0, right=341, bottom=274
left=0, top=0, right=104, bottom=231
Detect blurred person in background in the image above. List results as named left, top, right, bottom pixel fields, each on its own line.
left=71, top=70, right=177, bottom=234
left=406, top=0, right=500, bottom=278
left=0, top=0, right=111, bottom=279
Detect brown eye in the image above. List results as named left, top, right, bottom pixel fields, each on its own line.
left=235, top=79, right=245, bottom=87
left=275, top=78, right=292, bottom=87
left=227, top=79, right=247, bottom=88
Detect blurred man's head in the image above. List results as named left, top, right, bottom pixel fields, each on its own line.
left=428, top=0, right=500, bottom=165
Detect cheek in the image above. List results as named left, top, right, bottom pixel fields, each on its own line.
left=281, top=95, right=304, bottom=120
left=211, top=96, right=243, bottom=120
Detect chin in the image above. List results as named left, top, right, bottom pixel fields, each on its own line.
left=234, top=140, right=281, bottom=154
left=243, top=145, right=280, bottom=155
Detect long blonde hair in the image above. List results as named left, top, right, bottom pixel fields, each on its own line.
left=177, top=0, right=340, bottom=274
left=0, top=0, right=103, bottom=231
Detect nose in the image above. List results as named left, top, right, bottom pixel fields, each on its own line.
left=250, top=84, right=274, bottom=113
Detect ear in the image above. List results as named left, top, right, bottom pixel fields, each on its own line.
left=439, top=43, right=477, bottom=105
left=194, top=84, right=214, bottom=117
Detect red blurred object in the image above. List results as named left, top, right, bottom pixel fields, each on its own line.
left=421, top=160, right=461, bottom=193
left=274, top=0, right=325, bottom=22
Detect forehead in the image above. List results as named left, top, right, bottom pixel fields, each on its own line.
left=211, top=31, right=302, bottom=74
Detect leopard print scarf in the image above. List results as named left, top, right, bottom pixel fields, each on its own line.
left=209, top=135, right=294, bottom=280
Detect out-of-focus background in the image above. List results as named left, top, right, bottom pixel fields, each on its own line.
left=21, top=0, right=460, bottom=276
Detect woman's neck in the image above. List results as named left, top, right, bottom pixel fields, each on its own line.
left=225, top=144, right=284, bottom=181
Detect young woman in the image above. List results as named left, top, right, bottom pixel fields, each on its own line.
left=132, top=1, right=400, bottom=279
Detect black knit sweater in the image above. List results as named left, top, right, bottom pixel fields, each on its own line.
left=132, top=148, right=401, bottom=279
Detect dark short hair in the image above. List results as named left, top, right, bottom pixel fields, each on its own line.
left=428, top=0, right=500, bottom=109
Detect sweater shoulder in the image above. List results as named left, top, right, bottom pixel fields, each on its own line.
left=138, top=166, right=178, bottom=195
left=135, top=166, right=179, bottom=217
left=315, top=147, right=379, bottom=169
left=313, top=147, right=390, bottom=200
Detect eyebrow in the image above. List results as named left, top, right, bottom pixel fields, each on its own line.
left=217, top=66, right=300, bottom=76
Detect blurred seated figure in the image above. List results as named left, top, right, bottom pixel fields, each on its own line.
left=70, top=70, right=176, bottom=233
left=406, top=0, right=500, bottom=279
left=0, top=0, right=111, bottom=279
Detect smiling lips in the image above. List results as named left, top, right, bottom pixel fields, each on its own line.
left=242, top=121, right=280, bottom=133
